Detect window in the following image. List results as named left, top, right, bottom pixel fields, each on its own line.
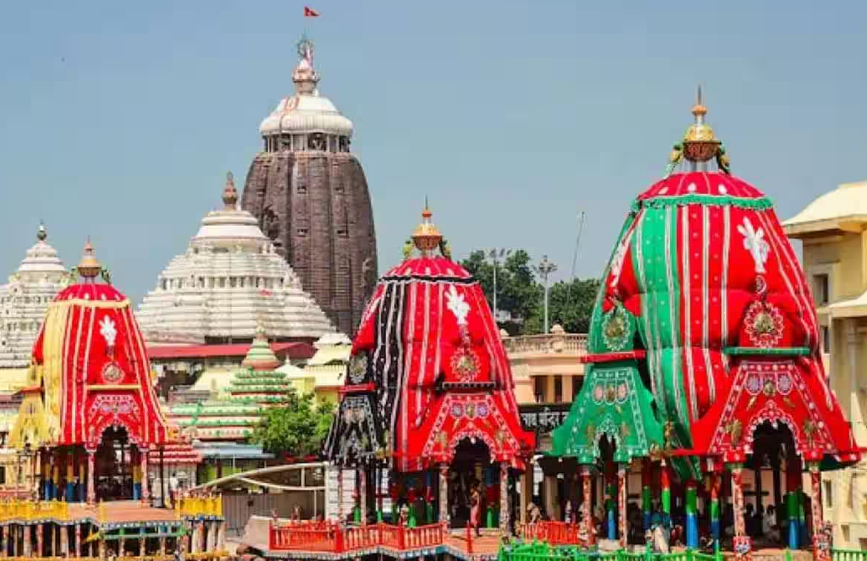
left=822, top=326, right=831, bottom=354
left=554, top=375, right=563, bottom=403
left=534, top=377, right=545, bottom=404
left=823, top=479, right=833, bottom=508
left=813, top=274, right=829, bottom=305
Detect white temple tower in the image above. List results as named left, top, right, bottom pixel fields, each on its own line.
left=136, top=173, right=335, bottom=345
left=0, top=224, right=70, bottom=373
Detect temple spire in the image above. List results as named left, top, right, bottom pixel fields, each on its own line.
left=411, top=201, right=443, bottom=255
left=222, top=171, right=238, bottom=209
left=292, top=34, right=320, bottom=95
left=77, top=239, right=103, bottom=281
left=665, top=87, right=730, bottom=176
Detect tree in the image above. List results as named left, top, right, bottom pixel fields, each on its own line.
left=461, top=249, right=598, bottom=335
left=251, top=390, right=336, bottom=457
left=523, top=277, right=600, bottom=334
left=460, top=249, right=539, bottom=333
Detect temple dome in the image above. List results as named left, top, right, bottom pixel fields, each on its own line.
left=258, top=37, right=353, bottom=138
left=259, top=94, right=353, bottom=138
left=136, top=173, right=335, bottom=343
left=0, top=224, right=70, bottom=369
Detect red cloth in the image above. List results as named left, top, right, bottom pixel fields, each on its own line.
left=600, top=171, right=855, bottom=463
left=34, top=282, right=170, bottom=449
left=352, top=256, right=534, bottom=471
left=303, top=6, right=319, bottom=17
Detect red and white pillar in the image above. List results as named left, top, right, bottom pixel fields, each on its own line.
left=617, top=464, right=627, bottom=549
left=86, top=450, right=96, bottom=506
left=140, top=447, right=150, bottom=504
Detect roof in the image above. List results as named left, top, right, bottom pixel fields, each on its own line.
left=193, top=442, right=274, bottom=460
left=382, top=256, right=473, bottom=281
left=147, top=341, right=315, bottom=360
left=303, top=364, right=343, bottom=388
left=136, top=183, right=335, bottom=344
left=637, top=172, right=768, bottom=205
left=783, top=181, right=867, bottom=237
left=828, top=290, right=867, bottom=318
left=189, top=369, right=234, bottom=394
left=0, top=368, right=29, bottom=394
left=306, top=344, right=351, bottom=366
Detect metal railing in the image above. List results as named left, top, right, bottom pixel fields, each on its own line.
left=833, top=549, right=867, bottom=561
left=501, top=544, right=860, bottom=561
left=502, top=333, right=588, bottom=355
left=268, top=521, right=445, bottom=553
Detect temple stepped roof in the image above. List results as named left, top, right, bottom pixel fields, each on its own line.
left=0, top=225, right=69, bottom=369
left=137, top=174, right=334, bottom=343
left=168, top=332, right=293, bottom=442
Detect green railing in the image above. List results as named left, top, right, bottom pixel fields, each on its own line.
left=833, top=549, right=867, bottom=561
left=498, top=545, right=867, bottom=561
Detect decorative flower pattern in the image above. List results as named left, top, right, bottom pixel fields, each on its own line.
left=98, top=316, right=117, bottom=348
left=737, top=217, right=770, bottom=274
left=445, top=285, right=470, bottom=326
left=744, top=300, right=784, bottom=348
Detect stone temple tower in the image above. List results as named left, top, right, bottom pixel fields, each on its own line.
left=241, top=36, right=377, bottom=337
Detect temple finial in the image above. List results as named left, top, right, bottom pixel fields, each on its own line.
left=692, top=84, right=707, bottom=119
left=36, top=221, right=47, bottom=242
left=412, top=201, right=442, bottom=254
left=293, top=34, right=320, bottom=95
left=77, top=238, right=103, bottom=280
left=222, top=171, right=238, bottom=209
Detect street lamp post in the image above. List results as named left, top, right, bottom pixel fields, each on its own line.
left=488, top=249, right=511, bottom=324
left=534, top=255, right=558, bottom=334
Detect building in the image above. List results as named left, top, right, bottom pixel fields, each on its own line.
left=784, top=179, right=867, bottom=549
left=291, top=332, right=352, bottom=404
left=241, top=36, right=378, bottom=337
left=148, top=340, right=315, bottom=401
left=0, top=224, right=69, bottom=381
left=504, top=325, right=587, bottom=406
left=502, top=326, right=588, bottom=521
left=168, top=331, right=294, bottom=482
left=137, top=172, right=334, bottom=347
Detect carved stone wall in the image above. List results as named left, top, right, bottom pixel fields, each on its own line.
left=242, top=150, right=377, bottom=336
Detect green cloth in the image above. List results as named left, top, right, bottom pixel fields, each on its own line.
left=551, top=360, right=664, bottom=464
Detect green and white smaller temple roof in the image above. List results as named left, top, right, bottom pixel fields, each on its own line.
left=170, top=330, right=292, bottom=442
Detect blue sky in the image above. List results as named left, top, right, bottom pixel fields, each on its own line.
left=1, top=1, right=866, bottom=304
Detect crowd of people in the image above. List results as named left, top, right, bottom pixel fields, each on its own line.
left=525, top=496, right=801, bottom=551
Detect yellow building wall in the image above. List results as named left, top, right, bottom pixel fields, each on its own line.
left=802, top=235, right=867, bottom=548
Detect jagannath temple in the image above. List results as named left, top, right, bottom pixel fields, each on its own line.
left=241, top=36, right=378, bottom=337
left=137, top=172, right=334, bottom=346
left=4, top=241, right=224, bottom=561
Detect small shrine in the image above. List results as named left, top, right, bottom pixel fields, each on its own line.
left=325, top=205, right=535, bottom=532
left=171, top=328, right=291, bottom=443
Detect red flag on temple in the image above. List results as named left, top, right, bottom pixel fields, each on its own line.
left=303, top=6, right=320, bottom=17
